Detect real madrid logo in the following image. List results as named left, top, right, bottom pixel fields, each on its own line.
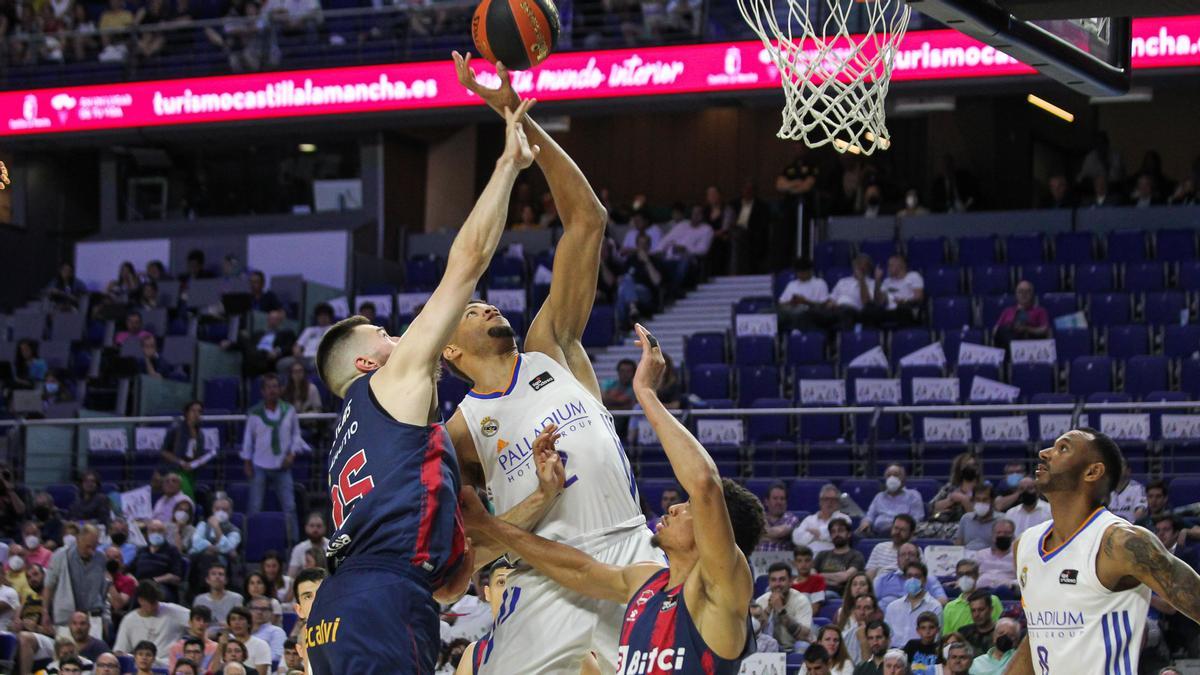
left=1020, top=565, right=1028, bottom=588
left=480, top=417, right=499, bottom=437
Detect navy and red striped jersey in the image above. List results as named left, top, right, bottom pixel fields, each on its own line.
left=324, top=370, right=466, bottom=587
left=617, top=568, right=754, bottom=675
left=470, top=632, right=490, bottom=674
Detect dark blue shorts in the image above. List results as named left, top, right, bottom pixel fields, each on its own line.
left=306, top=560, right=440, bottom=675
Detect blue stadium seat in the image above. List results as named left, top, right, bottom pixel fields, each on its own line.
left=245, top=512, right=288, bottom=563
left=1040, top=292, right=1079, bottom=319
left=1069, top=356, right=1114, bottom=396
left=1106, top=230, right=1148, bottom=263
left=956, top=364, right=1002, bottom=401
left=794, top=364, right=836, bottom=380
left=734, top=296, right=776, bottom=315
left=749, top=398, right=791, bottom=443
left=923, top=444, right=967, bottom=474
left=797, top=407, right=844, bottom=443
left=203, top=377, right=239, bottom=411
left=943, top=328, right=987, bottom=363
left=1124, top=262, right=1166, bottom=292
left=957, top=235, right=999, bottom=266
left=1181, top=359, right=1200, bottom=398
left=1021, top=264, right=1062, bottom=293
left=923, top=266, right=962, bottom=296
left=1074, top=264, right=1115, bottom=293
left=735, top=335, right=775, bottom=366
left=932, top=296, right=972, bottom=332
left=1144, top=291, right=1187, bottom=326
left=405, top=255, right=443, bottom=291
left=823, top=267, right=852, bottom=289
left=738, top=366, right=780, bottom=406
left=773, top=271, right=795, bottom=299
left=581, top=305, right=615, bottom=347
left=1125, top=355, right=1170, bottom=399
left=1106, top=325, right=1149, bottom=359
left=839, top=330, right=883, bottom=368
left=1089, top=292, right=1132, bottom=327
left=808, top=443, right=852, bottom=477
left=1166, top=441, right=1200, bottom=473
left=842, top=479, right=882, bottom=508
left=1155, top=229, right=1198, bottom=262
left=980, top=443, right=1029, bottom=477
left=689, top=364, right=731, bottom=401
left=1055, top=328, right=1092, bottom=365
left=486, top=255, right=526, bottom=289
left=971, top=265, right=1012, bottom=296
left=1054, top=231, right=1094, bottom=265
left=859, top=239, right=898, bottom=264
left=979, top=295, right=1013, bottom=330
left=1163, top=324, right=1200, bottom=359
left=1086, top=391, right=1130, bottom=404
left=1011, top=363, right=1056, bottom=399
left=907, top=479, right=941, bottom=503
left=753, top=442, right=801, bottom=476
left=742, top=478, right=781, bottom=502
left=686, top=332, right=727, bottom=366
left=787, top=331, right=827, bottom=366
left=890, top=328, right=932, bottom=366
left=815, top=240, right=853, bottom=267
left=788, top=479, right=828, bottom=512
left=906, top=237, right=947, bottom=268
left=1179, top=261, right=1200, bottom=292
left=45, top=484, right=78, bottom=510
left=1005, top=233, right=1045, bottom=265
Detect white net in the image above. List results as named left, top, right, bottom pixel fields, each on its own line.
left=738, top=0, right=911, bottom=154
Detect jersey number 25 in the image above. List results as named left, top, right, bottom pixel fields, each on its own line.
left=331, top=449, right=375, bottom=530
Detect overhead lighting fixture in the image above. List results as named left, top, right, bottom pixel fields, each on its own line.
left=298, top=143, right=317, bottom=153
left=891, top=96, right=956, bottom=117
left=1027, top=94, right=1074, bottom=122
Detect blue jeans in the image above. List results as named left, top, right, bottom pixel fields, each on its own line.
left=616, top=276, right=653, bottom=328
left=250, top=465, right=298, bottom=544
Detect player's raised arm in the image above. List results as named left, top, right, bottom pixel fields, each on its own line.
left=454, top=52, right=608, bottom=398
left=1102, top=522, right=1200, bottom=623
left=381, top=100, right=539, bottom=381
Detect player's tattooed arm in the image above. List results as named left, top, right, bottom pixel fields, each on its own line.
left=1104, top=523, right=1200, bottom=623
left=1002, top=637, right=1035, bottom=675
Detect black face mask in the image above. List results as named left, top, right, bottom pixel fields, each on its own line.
left=32, top=506, right=50, bottom=520
left=105, top=560, right=120, bottom=575
left=867, top=196, right=881, bottom=208
left=961, top=467, right=978, bottom=481
left=1020, top=491, right=1039, bottom=507
left=994, top=536, right=1013, bottom=551
left=111, top=533, right=127, bottom=546
left=994, top=635, right=1015, bottom=652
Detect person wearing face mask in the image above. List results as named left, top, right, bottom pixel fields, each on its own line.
left=105, top=546, right=136, bottom=623
left=966, top=618, right=1019, bottom=674
left=0, top=559, right=20, bottom=628
left=972, top=520, right=1017, bottom=591
left=932, top=454, right=983, bottom=524
left=940, top=561, right=1001, bottom=637
left=151, top=473, right=194, bottom=526
left=990, top=463, right=1028, bottom=513
left=130, top=520, right=184, bottom=603
left=1001, top=476, right=1051, bottom=538
left=169, top=502, right=196, bottom=552
left=6, top=547, right=33, bottom=601
left=188, top=497, right=242, bottom=598
left=859, top=465, right=925, bottom=539
left=897, top=189, right=930, bottom=218
left=955, top=484, right=997, bottom=551
left=32, top=492, right=64, bottom=547
left=874, top=543, right=947, bottom=608
left=22, top=521, right=52, bottom=568
left=107, top=518, right=139, bottom=566
left=883, top=562, right=943, bottom=648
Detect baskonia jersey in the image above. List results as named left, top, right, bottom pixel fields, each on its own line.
left=471, top=632, right=490, bottom=674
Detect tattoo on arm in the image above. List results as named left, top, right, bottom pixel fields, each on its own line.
left=1120, top=528, right=1200, bottom=623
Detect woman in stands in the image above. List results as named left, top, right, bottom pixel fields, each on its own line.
left=170, top=499, right=196, bottom=550
left=259, top=550, right=293, bottom=603
left=14, top=338, right=47, bottom=388
left=282, top=361, right=321, bottom=414
left=106, top=261, right=141, bottom=305
left=801, top=625, right=854, bottom=674
left=244, top=572, right=283, bottom=624
left=930, top=452, right=985, bottom=525
left=160, top=400, right=216, bottom=499
left=210, top=635, right=249, bottom=675
left=835, top=572, right=874, bottom=626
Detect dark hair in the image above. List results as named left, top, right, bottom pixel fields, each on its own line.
left=828, top=518, right=851, bottom=535
left=316, top=315, right=372, bottom=391
left=135, top=580, right=162, bottom=603
left=723, top=478, right=766, bottom=558
left=183, top=637, right=204, bottom=650
left=893, top=513, right=916, bottom=532
left=767, top=481, right=788, bottom=499
left=313, top=303, right=334, bottom=321
left=172, top=658, right=197, bottom=674
left=186, top=249, right=205, bottom=264
left=967, top=589, right=992, bottom=606
left=803, top=643, right=831, bottom=664
left=794, top=257, right=814, bottom=272
left=917, top=611, right=940, bottom=627
left=767, top=562, right=794, bottom=577
left=183, top=399, right=203, bottom=415
left=866, top=619, right=891, bottom=638
left=904, top=561, right=929, bottom=580
left=794, top=545, right=814, bottom=559
left=1153, top=514, right=1183, bottom=534
left=261, top=550, right=286, bottom=589
left=261, top=372, right=280, bottom=387
left=358, top=301, right=377, bottom=314
left=1148, top=480, right=1169, bottom=496
left=1078, top=426, right=1124, bottom=498
left=250, top=270, right=265, bottom=282
left=134, top=640, right=158, bottom=655
left=973, top=483, right=994, bottom=501
left=126, top=308, right=142, bottom=320
left=617, top=359, right=637, bottom=371
left=189, top=606, right=212, bottom=623
left=295, top=566, right=328, bottom=591
left=59, top=656, right=84, bottom=668
left=227, top=606, right=252, bottom=624
left=284, top=639, right=297, bottom=651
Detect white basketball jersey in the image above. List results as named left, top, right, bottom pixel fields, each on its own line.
left=1016, top=508, right=1150, bottom=675
left=457, top=352, right=643, bottom=543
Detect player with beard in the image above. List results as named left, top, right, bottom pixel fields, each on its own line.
left=442, top=55, right=657, bottom=674
left=1007, top=428, right=1200, bottom=675
left=461, top=325, right=763, bottom=675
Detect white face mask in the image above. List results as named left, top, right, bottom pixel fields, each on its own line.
left=174, top=510, right=190, bottom=524
left=905, top=194, right=919, bottom=209
left=214, top=511, right=229, bottom=523
left=7, top=555, right=24, bottom=572
left=957, top=575, right=976, bottom=593
left=62, top=535, right=76, bottom=549
left=973, top=503, right=991, bottom=518
left=885, top=476, right=903, bottom=493
left=24, top=535, right=39, bottom=550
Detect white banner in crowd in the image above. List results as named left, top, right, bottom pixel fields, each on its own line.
left=970, top=376, right=1021, bottom=402
left=958, top=342, right=1005, bottom=367
left=88, top=428, right=128, bottom=454
left=748, top=550, right=794, bottom=580
left=856, top=378, right=902, bottom=404
left=485, top=289, right=527, bottom=313
left=925, top=546, right=966, bottom=577
left=1161, top=414, right=1200, bottom=440
left=736, top=313, right=778, bottom=336
left=980, top=416, right=1031, bottom=442
left=923, top=417, right=972, bottom=443
left=1010, top=339, right=1057, bottom=365
left=135, top=427, right=167, bottom=452
left=1100, top=414, right=1152, bottom=441
left=799, top=379, right=846, bottom=405
left=202, top=428, right=220, bottom=450
left=120, top=486, right=153, bottom=521
left=395, top=292, right=432, bottom=316
left=738, top=653, right=787, bottom=675
left=697, top=419, right=744, bottom=445
left=354, top=293, right=394, bottom=318
left=848, top=345, right=888, bottom=369
left=327, top=296, right=351, bottom=319
left=635, top=419, right=658, bottom=446
left=898, top=342, right=947, bottom=368
left=912, top=378, right=959, bottom=403
left=1039, top=414, right=1072, bottom=440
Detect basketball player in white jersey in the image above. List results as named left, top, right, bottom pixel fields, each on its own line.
left=1008, top=427, right=1200, bottom=675
left=443, top=54, right=660, bottom=674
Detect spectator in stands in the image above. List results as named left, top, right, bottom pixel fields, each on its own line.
left=875, top=543, right=947, bottom=608
left=853, top=621, right=891, bottom=675
left=794, top=484, right=851, bottom=555
left=205, top=0, right=273, bottom=74
left=161, top=401, right=216, bottom=499
left=105, top=546, right=135, bottom=620
left=1139, top=480, right=1170, bottom=529
left=869, top=254, right=924, bottom=327
left=264, top=0, right=321, bottom=43
left=616, top=232, right=665, bottom=330
left=282, top=638, right=304, bottom=673
left=179, top=251, right=207, bottom=285
left=1150, top=515, right=1200, bottom=657
left=620, top=211, right=662, bottom=255
left=860, top=184, right=885, bottom=219
left=248, top=271, right=281, bottom=313
left=151, top=472, right=193, bottom=524
left=357, top=302, right=377, bottom=325
left=287, top=512, right=327, bottom=578
left=757, top=482, right=800, bottom=552
left=792, top=546, right=827, bottom=611
left=41, top=369, right=75, bottom=407
left=46, top=636, right=93, bottom=674
left=106, top=262, right=141, bottom=305
left=130, top=520, right=184, bottom=602
left=931, top=153, right=977, bottom=213
left=33, top=491, right=64, bottom=546
left=897, top=189, right=930, bottom=218
left=172, top=658, right=199, bottom=675
left=702, top=186, right=735, bottom=275
left=968, top=618, right=1019, bottom=674
left=167, top=609, right=217, bottom=670
left=115, top=310, right=153, bottom=347
left=1042, top=174, right=1076, bottom=209
left=14, top=339, right=48, bottom=387
left=824, top=254, right=884, bottom=332
left=602, top=359, right=637, bottom=412
left=225, top=606, right=273, bottom=674
left=134, top=0, right=168, bottom=58
left=67, top=608, right=109, bottom=660
left=804, top=624, right=852, bottom=674
left=1109, top=463, right=1148, bottom=523
left=131, top=640, right=158, bottom=675
left=260, top=551, right=292, bottom=603
left=655, top=353, right=683, bottom=409
left=145, top=260, right=167, bottom=284
left=242, top=373, right=305, bottom=544
left=842, top=592, right=878, bottom=663
left=942, top=642, right=973, bottom=675
left=0, top=462, right=29, bottom=539
left=649, top=486, right=684, bottom=532
left=108, top=518, right=137, bottom=565
left=189, top=497, right=240, bottom=578
left=249, top=595, right=286, bottom=662
left=931, top=453, right=983, bottom=525
left=866, top=514, right=917, bottom=581
left=778, top=258, right=830, bottom=333
left=955, top=484, right=997, bottom=551
left=228, top=308, right=296, bottom=377
left=956, top=590, right=997, bottom=656
left=991, top=462, right=1028, bottom=513
left=902, top=610, right=942, bottom=671
left=45, top=261, right=88, bottom=311
left=114, top=580, right=189, bottom=666
left=1153, top=515, right=1199, bottom=569
left=23, top=521, right=52, bottom=568
left=942, top=560, right=1001, bottom=637
left=168, top=501, right=195, bottom=552
left=884, top=562, right=943, bottom=649
left=653, top=205, right=714, bottom=286
left=1076, top=132, right=1124, bottom=187
left=860, top=466, right=925, bottom=538
left=753, top=562, right=814, bottom=652
left=726, top=180, right=771, bottom=275
left=44, top=524, right=107, bottom=637
left=66, top=470, right=108, bottom=525
left=815, top=519, right=865, bottom=596
left=801, top=643, right=832, bottom=674
left=973, top=520, right=1016, bottom=591
left=194, top=564, right=242, bottom=627
left=1002, top=477, right=1050, bottom=538
left=1086, top=175, right=1122, bottom=208
left=992, top=281, right=1049, bottom=349
left=283, top=361, right=322, bottom=413
left=141, top=333, right=179, bottom=380
left=287, top=303, right=334, bottom=369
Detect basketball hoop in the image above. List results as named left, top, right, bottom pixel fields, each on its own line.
left=738, top=0, right=911, bottom=154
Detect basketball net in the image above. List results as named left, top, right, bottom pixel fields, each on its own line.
left=738, top=0, right=911, bottom=154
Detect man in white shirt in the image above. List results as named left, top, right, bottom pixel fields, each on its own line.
left=249, top=596, right=288, bottom=662
left=1003, top=477, right=1051, bottom=538
left=286, top=303, right=334, bottom=369
left=241, top=373, right=308, bottom=545
left=752, top=562, right=813, bottom=653
left=619, top=211, right=662, bottom=255
left=265, top=0, right=321, bottom=37
left=867, top=254, right=924, bottom=327
left=150, top=473, right=193, bottom=524
left=287, top=512, right=328, bottom=577
left=884, top=562, right=942, bottom=648
left=791, top=483, right=849, bottom=555
left=823, top=253, right=883, bottom=331
left=1109, top=463, right=1148, bottom=523
left=866, top=514, right=917, bottom=580
left=653, top=205, right=715, bottom=294
left=778, top=258, right=830, bottom=333
left=112, top=581, right=190, bottom=667
left=226, top=607, right=272, bottom=675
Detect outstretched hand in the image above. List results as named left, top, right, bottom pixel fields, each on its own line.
left=453, top=51, right=521, bottom=115
left=501, top=98, right=540, bottom=170
left=632, top=323, right=665, bottom=394
left=532, top=424, right=565, bottom=498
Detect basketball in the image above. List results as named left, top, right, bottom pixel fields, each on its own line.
left=472, top=0, right=561, bottom=71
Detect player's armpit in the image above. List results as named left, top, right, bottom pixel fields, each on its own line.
left=1103, top=523, right=1200, bottom=623
left=1002, top=636, right=1035, bottom=675
left=454, top=642, right=476, bottom=675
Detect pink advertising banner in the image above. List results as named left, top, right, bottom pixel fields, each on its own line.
left=3, top=15, right=1198, bottom=136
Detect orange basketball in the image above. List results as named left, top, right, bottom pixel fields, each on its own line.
left=471, top=0, right=561, bottom=71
